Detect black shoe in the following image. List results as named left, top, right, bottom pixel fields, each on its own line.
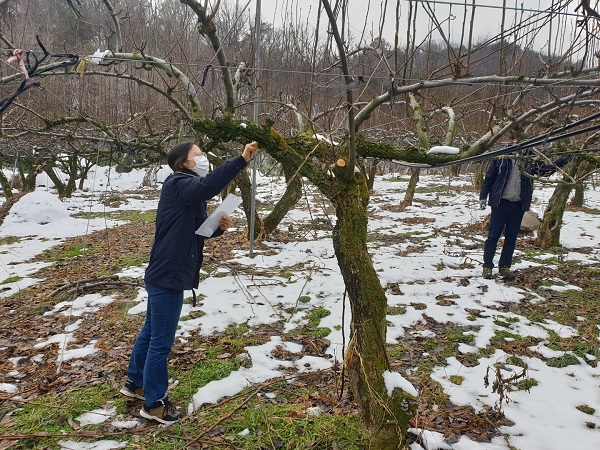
left=482, top=267, right=493, bottom=279
left=140, top=397, right=183, bottom=425
left=120, top=380, right=144, bottom=400
left=499, top=267, right=516, bottom=279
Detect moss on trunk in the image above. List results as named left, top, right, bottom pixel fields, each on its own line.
left=191, top=116, right=424, bottom=447
left=570, top=181, right=584, bottom=207
left=331, top=163, right=417, bottom=449
left=537, top=161, right=578, bottom=248
left=537, top=185, right=570, bottom=248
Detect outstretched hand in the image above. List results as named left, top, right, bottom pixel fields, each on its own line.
left=242, top=141, right=259, bottom=162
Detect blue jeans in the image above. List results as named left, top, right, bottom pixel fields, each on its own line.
left=483, top=199, right=525, bottom=269
left=126, top=283, right=183, bottom=406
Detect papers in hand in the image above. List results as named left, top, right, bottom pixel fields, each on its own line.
left=195, top=194, right=242, bottom=237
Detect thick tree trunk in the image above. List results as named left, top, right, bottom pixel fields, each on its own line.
left=19, top=162, right=39, bottom=193
left=537, top=183, right=571, bottom=248
left=570, top=181, right=585, bottom=207
left=537, top=161, right=578, bottom=248
left=44, top=167, right=66, bottom=197
left=332, top=164, right=417, bottom=449
left=399, top=168, right=420, bottom=209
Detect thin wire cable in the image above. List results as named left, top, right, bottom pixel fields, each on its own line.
left=407, top=0, right=584, bottom=18
left=2, top=32, right=599, bottom=169
left=3, top=53, right=599, bottom=168
left=3, top=46, right=600, bottom=88
left=17, top=70, right=600, bottom=168
left=3, top=53, right=598, bottom=173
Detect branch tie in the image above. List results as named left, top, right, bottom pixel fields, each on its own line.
left=200, top=64, right=215, bottom=88
left=6, top=49, right=29, bottom=79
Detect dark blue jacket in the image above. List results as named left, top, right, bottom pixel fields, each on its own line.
left=480, top=155, right=570, bottom=211
left=144, top=156, right=247, bottom=290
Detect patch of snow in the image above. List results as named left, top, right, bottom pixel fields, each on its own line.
left=409, top=428, right=453, bottom=449
left=0, top=383, right=18, bottom=393
left=59, top=440, right=127, bottom=450
left=76, top=407, right=115, bottom=426
left=383, top=370, right=419, bottom=397
left=427, top=146, right=459, bottom=155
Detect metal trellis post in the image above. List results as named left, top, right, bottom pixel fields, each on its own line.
left=249, top=0, right=261, bottom=257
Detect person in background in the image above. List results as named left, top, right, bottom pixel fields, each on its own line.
left=120, top=140, right=258, bottom=424
left=479, top=151, right=570, bottom=280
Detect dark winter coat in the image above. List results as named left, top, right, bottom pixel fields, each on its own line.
left=479, top=155, right=570, bottom=211
left=144, top=156, right=247, bottom=290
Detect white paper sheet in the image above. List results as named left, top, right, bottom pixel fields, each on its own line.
left=195, top=194, right=242, bottom=237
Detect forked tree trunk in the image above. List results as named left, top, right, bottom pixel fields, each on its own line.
left=537, top=161, right=578, bottom=248
left=400, top=94, right=428, bottom=210
left=362, top=160, right=378, bottom=190
left=537, top=183, right=571, bottom=248
left=569, top=158, right=594, bottom=207
left=332, top=165, right=417, bottom=449
left=262, top=163, right=302, bottom=235
left=235, top=162, right=302, bottom=239
left=570, top=181, right=584, bottom=207
left=19, top=162, right=39, bottom=193
left=78, top=160, right=94, bottom=190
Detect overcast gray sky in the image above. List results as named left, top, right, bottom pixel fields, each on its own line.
left=236, top=0, right=584, bottom=56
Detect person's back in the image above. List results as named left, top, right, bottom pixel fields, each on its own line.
left=122, top=140, right=258, bottom=424
left=479, top=152, right=570, bottom=279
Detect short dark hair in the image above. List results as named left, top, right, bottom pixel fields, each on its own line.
left=167, top=141, right=195, bottom=172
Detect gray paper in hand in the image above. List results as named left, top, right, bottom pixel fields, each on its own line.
left=195, top=194, right=242, bottom=237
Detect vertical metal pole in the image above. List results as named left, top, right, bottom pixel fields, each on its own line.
left=249, top=0, right=261, bottom=257
left=548, top=10, right=552, bottom=61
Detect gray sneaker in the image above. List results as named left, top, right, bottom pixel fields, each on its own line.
left=140, top=397, right=183, bottom=425
left=482, top=267, right=493, bottom=279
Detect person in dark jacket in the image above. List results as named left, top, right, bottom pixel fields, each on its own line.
left=479, top=152, right=570, bottom=279
left=120, top=140, right=258, bottom=424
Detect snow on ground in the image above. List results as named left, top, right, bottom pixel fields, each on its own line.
left=0, top=191, right=120, bottom=239
left=1, top=165, right=599, bottom=449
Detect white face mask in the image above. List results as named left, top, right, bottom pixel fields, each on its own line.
left=191, top=155, right=209, bottom=177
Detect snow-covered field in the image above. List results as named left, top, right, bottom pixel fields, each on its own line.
left=1, top=164, right=599, bottom=450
